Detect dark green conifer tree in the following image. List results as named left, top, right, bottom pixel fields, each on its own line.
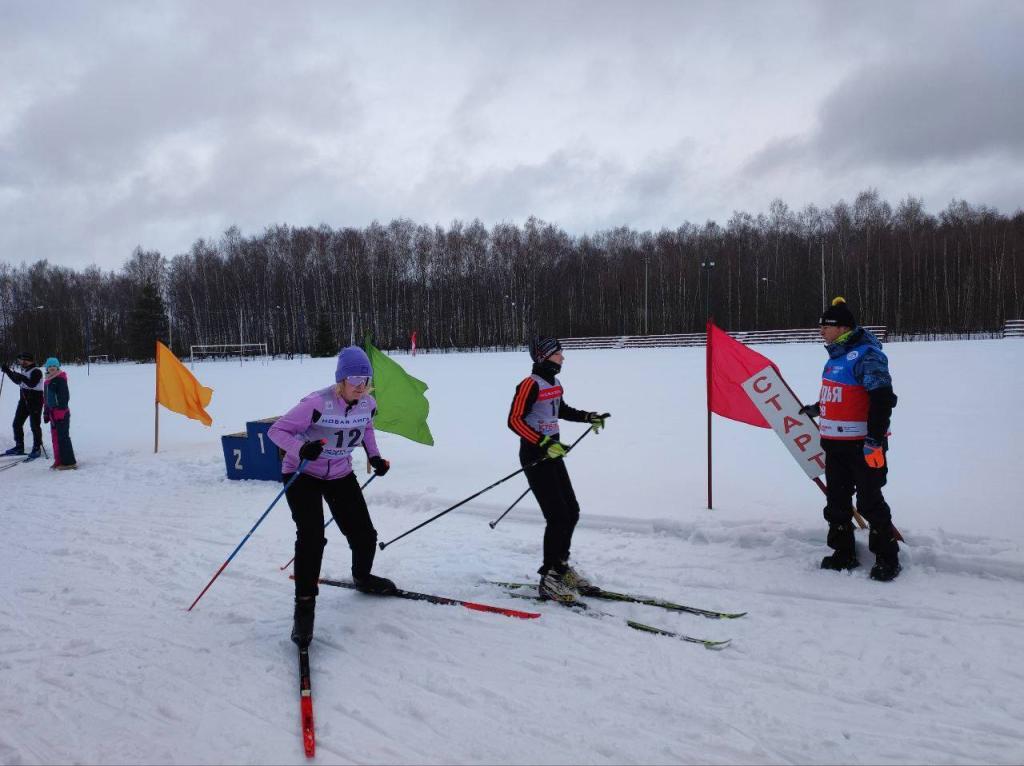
left=127, top=283, right=169, bottom=360
left=312, top=313, right=335, bottom=357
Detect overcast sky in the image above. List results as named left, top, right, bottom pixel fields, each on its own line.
left=2, top=0, right=1022, bottom=270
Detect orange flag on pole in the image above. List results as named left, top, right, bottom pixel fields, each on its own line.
left=156, top=341, right=213, bottom=427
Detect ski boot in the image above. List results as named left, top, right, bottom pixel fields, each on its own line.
left=291, top=597, right=316, bottom=648
left=560, top=561, right=599, bottom=595
left=538, top=568, right=578, bottom=604
left=353, top=573, right=397, bottom=595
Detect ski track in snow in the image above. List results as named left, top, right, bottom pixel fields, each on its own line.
left=1, top=345, right=1023, bottom=764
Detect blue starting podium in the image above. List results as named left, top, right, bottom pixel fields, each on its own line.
left=221, top=416, right=283, bottom=481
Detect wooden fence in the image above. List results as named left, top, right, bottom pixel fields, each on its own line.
left=393, top=321, right=1022, bottom=354
left=559, top=326, right=889, bottom=350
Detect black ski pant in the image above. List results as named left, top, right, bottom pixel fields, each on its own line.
left=49, top=413, right=76, bottom=466
left=284, top=471, right=378, bottom=599
left=521, top=444, right=581, bottom=574
left=822, top=439, right=899, bottom=560
left=13, top=392, right=43, bottom=451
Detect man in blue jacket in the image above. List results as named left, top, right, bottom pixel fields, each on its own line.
left=801, top=299, right=901, bottom=581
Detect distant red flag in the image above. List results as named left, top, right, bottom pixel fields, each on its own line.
left=706, top=321, right=778, bottom=428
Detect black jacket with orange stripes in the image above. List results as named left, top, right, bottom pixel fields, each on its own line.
left=507, top=360, right=590, bottom=451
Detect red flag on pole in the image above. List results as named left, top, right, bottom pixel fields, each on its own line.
left=705, top=320, right=781, bottom=509
left=706, top=321, right=778, bottom=428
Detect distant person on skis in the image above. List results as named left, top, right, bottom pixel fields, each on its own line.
left=42, top=357, right=77, bottom=470
left=800, top=298, right=901, bottom=581
left=2, top=351, right=44, bottom=460
left=507, top=336, right=609, bottom=603
left=268, top=345, right=396, bottom=648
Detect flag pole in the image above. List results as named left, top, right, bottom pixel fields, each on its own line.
left=705, top=318, right=713, bottom=510
left=154, top=340, right=160, bottom=454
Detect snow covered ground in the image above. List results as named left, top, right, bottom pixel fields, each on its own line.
left=1, top=340, right=1023, bottom=765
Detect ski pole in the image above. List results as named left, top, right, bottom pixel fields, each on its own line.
left=380, top=426, right=597, bottom=550
left=489, top=418, right=607, bottom=529
left=278, top=474, right=377, bottom=570
left=188, top=459, right=309, bottom=611
left=488, top=487, right=532, bottom=529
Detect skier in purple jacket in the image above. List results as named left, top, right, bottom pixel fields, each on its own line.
left=268, top=346, right=395, bottom=647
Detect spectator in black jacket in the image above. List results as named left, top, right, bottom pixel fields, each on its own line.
left=2, top=351, right=44, bottom=459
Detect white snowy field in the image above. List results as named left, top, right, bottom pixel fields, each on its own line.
left=1, top=339, right=1023, bottom=765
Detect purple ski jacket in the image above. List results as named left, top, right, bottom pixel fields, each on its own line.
left=268, top=386, right=381, bottom=480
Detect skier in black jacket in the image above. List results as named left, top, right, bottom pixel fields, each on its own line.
left=2, top=351, right=44, bottom=459
left=507, top=336, right=609, bottom=603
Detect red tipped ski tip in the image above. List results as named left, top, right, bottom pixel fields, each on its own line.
left=301, top=696, right=315, bottom=757
left=458, top=600, right=541, bottom=619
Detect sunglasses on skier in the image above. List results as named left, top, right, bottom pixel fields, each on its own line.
left=344, top=376, right=370, bottom=387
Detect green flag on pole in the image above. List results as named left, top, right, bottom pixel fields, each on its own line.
left=364, top=337, right=434, bottom=446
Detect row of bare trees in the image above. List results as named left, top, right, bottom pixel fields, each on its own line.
left=1, top=191, right=1022, bottom=362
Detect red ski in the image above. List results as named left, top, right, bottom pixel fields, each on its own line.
left=298, top=646, right=315, bottom=758
left=314, top=577, right=541, bottom=619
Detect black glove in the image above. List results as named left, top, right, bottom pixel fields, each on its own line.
left=369, top=455, right=390, bottom=476
left=799, top=403, right=821, bottom=419
left=298, top=440, right=324, bottom=461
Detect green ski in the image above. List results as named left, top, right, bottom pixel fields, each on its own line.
left=490, top=581, right=746, bottom=620
left=496, top=587, right=731, bottom=650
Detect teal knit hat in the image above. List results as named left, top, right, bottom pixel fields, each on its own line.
left=44, top=357, right=60, bottom=369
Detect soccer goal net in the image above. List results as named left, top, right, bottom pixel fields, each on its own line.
left=87, top=354, right=110, bottom=364
left=190, top=342, right=270, bottom=368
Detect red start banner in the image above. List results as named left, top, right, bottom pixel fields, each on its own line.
left=741, top=366, right=825, bottom=479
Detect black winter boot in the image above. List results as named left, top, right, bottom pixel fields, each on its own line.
left=825, top=521, right=855, bottom=552
left=291, top=597, right=315, bottom=647
left=353, top=573, right=397, bottom=595
left=820, top=550, right=860, bottom=571
left=869, top=555, right=902, bottom=582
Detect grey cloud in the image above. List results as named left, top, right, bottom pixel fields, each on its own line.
left=408, top=141, right=697, bottom=234
left=746, top=7, right=1024, bottom=175
left=5, top=20, right=364, bottom=187
left=2, top=1, right=1023, bottom=267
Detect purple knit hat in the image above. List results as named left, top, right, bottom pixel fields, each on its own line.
left=335, top=346, right=372, bottom=382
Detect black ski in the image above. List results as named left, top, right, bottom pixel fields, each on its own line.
left=298, top=646, right=315, bottom=758
left=500, top=590, right=731, bottom=650
left=490, top=581, right=746, bottom=620
left=313, top=577, right=542, bottom=619
left=0, top=455, right=31, bottom=472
